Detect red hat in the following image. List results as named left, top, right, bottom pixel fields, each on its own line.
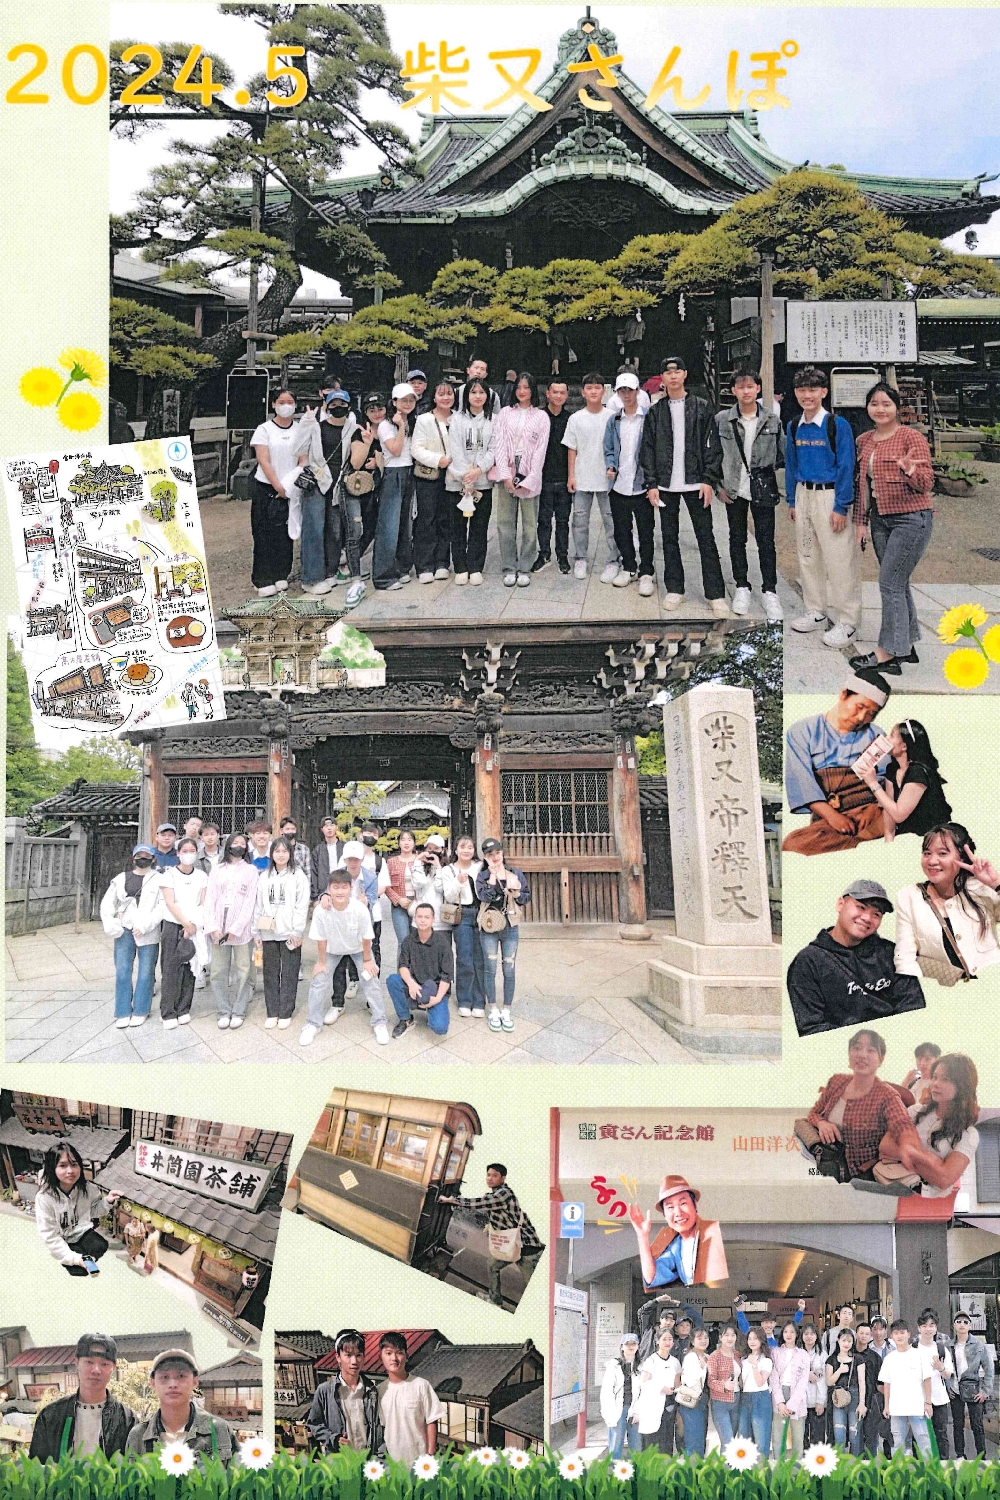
left=656, top=1175, right=700, bottom=1213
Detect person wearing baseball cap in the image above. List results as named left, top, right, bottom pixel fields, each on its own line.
left=406, top=369, right=433, bottom=415
left=153, top=822, right=179, bottom=868
left=604, top=369, right=653, bottom=593
left=600, top=1332, right=641, bottom=1459
left=298, top=383, right=359, bottom=598
left=29, top=1334, right=135, bottom=1462
left=99, top=843, right=165, bottom=1028
left=372, top=383, right=418, bottom=591
left=627, top=1174, right=728, bottom=1290
left=784, top=670, right=893, bottom=856
left=126, top=1350, right=237, bottom=1466
left=787, top=879, right=925, bottom=1036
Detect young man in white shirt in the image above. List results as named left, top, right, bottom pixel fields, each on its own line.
left=564, top=372, right=621, bottom=583
left=300, top=870, right=389, bottom=1046
left=378, top=1332, right=444, bottom=1466
left=915, top=1309, right=954, bottom=1458
left=879, top=1318, right=933, bottom=1456
left=604, top=372, right=651, bottom=593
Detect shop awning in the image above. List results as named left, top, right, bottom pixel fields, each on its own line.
left=8, top=1346, right=77, bottom=1370
left=0, top=1120, right=127, bottom=1164
left=95, top=1158, right=280, bottom=1264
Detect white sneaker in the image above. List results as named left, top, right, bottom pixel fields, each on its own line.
left=470, top=572, right=483, bottom=586
left=163, top=1018, right=179, bottom=1031
left=822, top=622, right=857, bottom=648
left=128, top=1014, right=147, bottom=1028
left=488, top=1008, right=503, bottom=1032
left=500, top=1007, right=514, bottom=1032
left=471, top=1007, right=485, bottom=1018
left=790, top=611, right=828, bottom=633
left=229, top=1015, right=244, bottom=1029
left=178, top=1014, right=191, bottom=1026
left=434, top=567, right=450, bottom=581
left=458, top=1006, right=473, bottom=1017
left=663, top=592, right=685, bottom=610
left=384, top=578, right=406, bottom=591
left=115, top=1016, right=131, bottom=1029
left=516, top=572, right=530, bottom=587
left=345, top=580, right=366, bottom=608
left=257, top=585, right=277, bottom=598
left=638, top=575, right=655, bottom=597
left=264, top=1017, right=278, bottom=1029
left=418, top=572, right=434, bottom=584
left=274, top=579, right=289, bottom=592
left=217, top=1016, right=231, bottom=1030
left=301, top=579, right=334, bottom=595
left=710, top=597, right=731, bottom=619
left=299, top=1023, right=319, bottom=1046
left=323, top=1007, right=342, bottom=1025
left=373, top=1024, right=390, bottom=1045
left=762, top=591, right=784, bottom=623
left=503, top=572, right=517, bottom=587
left=732, top=586, right=752, bottom=616
left=278, top=1018, right=291, bottom=1029
left=346, top=980, right=358, bottom=1000
left=600, top=562, right=620, bottom=584
left=612, top=569, right=635, bottom=588
left=574, top=559, right=587, bottom=579
left=454, top=572, right=469, bottom=586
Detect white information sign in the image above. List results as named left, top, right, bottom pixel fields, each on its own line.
left=786, top=301, right=917, bottom=362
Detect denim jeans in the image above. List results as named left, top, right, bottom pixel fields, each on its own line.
left=608, top=1412, right=641, bottom=1460
left=657, top=489, right=726, bottom=599
left=832, top=1390, right=861, bottom=1453
left=300, top=488, right=329, bottom=583
left=682, top=1400, right=707, bottom=1456
left=571, top=489, right=619, bottom=566
left=114, top=931, right=157, bottom=1019
left=738, top=1388, right=773, bottom=1455
left=454, top=906, right=486, bottom=1009
left=725, top=496, right=778, bottom=593
left=386, top=973, right=449, bottom=1034
left=306, top=952, right=386, bottom=1028
left=870, top=507, right=933, bottom=655
left=373, top=465, right=414, bottom=587
left=711, top=1399, right=737, bottom=1447
left=537, top=480, right=572, bottom=562
left=480, top=922, right=519, bottom=1008
left=890, top=1415, right=932, bottom=1456
left=389, top=903, right=412, bottom=949
left=210, top=940, right=254, bottom=1019
left=335, top=487, right=364, bottom=579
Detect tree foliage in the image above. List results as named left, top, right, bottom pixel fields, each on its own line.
left=274, top=295, right=477, bottom=359
left=603, top=233, right=693, bottom=294
left=110, top=298, right=218, bottom=382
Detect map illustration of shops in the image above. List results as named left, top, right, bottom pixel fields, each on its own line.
left=4, top=438, right=226, bottom=742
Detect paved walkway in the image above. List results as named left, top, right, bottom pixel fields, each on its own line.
left=5, top=918, right=712, bottom=1067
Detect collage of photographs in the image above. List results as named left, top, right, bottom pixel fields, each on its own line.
left=1, top=0, right=999, bottom=1492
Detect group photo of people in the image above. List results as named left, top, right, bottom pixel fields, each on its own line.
left=99, top=812, right=531, bottom=1047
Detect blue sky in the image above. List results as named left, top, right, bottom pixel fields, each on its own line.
left=111, top=4, right=1000, bottom=279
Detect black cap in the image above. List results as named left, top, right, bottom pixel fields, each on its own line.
left=75, top=1334, right=118, bottom=1363
left=660, top=355, right=687, bottom=372
left=481, top=838, right=503, bottom=855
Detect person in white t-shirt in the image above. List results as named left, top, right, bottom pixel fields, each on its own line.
left=300, top=870, right=388, bottom=1046
left=629, top=1327, right=681, bottom=1452
left=250, top=389, right=301, bottom=596
left=604, top=372, right=651, bottom=593
left=893, top=1053, right=980, bottom=1197
left=878, top=1318, right=932, bottom=1455
left=914, top=1310, right=954, bottom=1458
left=378, top=1333, right=444, bottom=1466
left=564, top=372, right=621, bottom=583
left=372, top=383, right=417, bottom=592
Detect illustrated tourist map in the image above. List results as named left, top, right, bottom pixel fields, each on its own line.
left=4, top=437, right=225, bottom=743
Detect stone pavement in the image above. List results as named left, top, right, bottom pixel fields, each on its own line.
left=5, top=918, right=716, bottom=1067
left=783, top=581, right=1000, bottom=695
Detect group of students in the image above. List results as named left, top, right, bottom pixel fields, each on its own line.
left=305, top=1329, right=444, bottom=1466
left=601, top=1298, right=993, bottom=1462
left=100, top=812, right=531, bottom=1045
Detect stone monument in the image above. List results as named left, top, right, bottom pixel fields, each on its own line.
left=646, top=683, right=781, bottom=1057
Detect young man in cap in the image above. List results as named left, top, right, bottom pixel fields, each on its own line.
left=310, top=385, right=360, bottom=595
left=30, top=1335, right=135, bottom=1461
left=533, top=376, right=572, bottom=574
left=563, top=372, right=621, bottom=583
left=783, top=670, right=892, bottom=854
left=600, top=1332, right=641, bottom=1459
left=734, top=1298, right=805, bottom=1349
left=387, top=900, right=454, bottom=1038
left=785, top=366, right=859, bottom=647
left=627, top=1175, right=728, bottom=1288
left=153, top=823, right=179, bottom=870
left=99, top=843, right=164, bottom=1028
left=787, top=881, right=926, bottom=1036
left=372, top=382, right=417, bottom=592
left=126, top=1349, right=237, bottom=1465
left=638, top=356, right=729, bottom=616
left=716, top=366, right=785, bottom=623
left=300, top=869, right=389, bottom=1046
left=948, top=1310, right=994, bottom=1457
left=306, top=1329, right=385, bottom=1455
left=604, top=371, right=652, bottom=592
left=439, top=1162, right=545, bottom=1307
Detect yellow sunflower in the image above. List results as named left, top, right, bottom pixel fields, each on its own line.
left=942, top=648, right=990, bottom=691
left=19, top=366, right=63, bottom=407
left=937, top=602, right=988, bottom=644
left=59, top=346, right=108, bottom=386
left=58, top=391, right=102, bottom=432
left=982, top=624, right=1000, bottom=663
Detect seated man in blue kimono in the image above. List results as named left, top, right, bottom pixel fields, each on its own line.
left=783, top=669, right=892, bottom=856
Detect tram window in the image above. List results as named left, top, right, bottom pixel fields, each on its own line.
left=445, top=1147, right=466, bottom=1182
left=431, top=1133, right=451, bottom=1182
left=339, top=1110, right=381, bottom=1166
left=381, top=1119, right=434, bottom=1183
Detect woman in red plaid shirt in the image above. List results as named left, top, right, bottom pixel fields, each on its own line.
left=850, top=384, right=933, bottom=676
left=806, top=1028, right=912, bottom=1181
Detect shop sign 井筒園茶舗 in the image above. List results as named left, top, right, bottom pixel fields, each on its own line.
left=133, top=1139, right=274, bottom=1212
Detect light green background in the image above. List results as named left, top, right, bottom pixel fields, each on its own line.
left=2, top=0, right=999, bottom=1449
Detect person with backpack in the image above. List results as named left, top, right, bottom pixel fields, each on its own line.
left=785, top=367, right=858, bottom=648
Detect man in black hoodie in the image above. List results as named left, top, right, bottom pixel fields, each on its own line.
left=787, top=879, right=925, bottom=1036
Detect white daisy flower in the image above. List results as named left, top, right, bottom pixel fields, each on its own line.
left=559, top=1455, right=585, bottom=1480
left=471, top=1447, right=499, bottom=1466
left=800, top=1443, right=839, bottom=1477
left=413, top=1454, right=440, bottom=1479
left=363, top=1459, right=387, bottom=1481
left=238, top=1437, right=274, bottom=1470
left=611, top=1459, right=634, bottom=1481
left=158, top=1440, right=196, bottom=1476
left=503, top=1448, right=532, bottom=1469
left=723, top=1437, right=759, bottom=1471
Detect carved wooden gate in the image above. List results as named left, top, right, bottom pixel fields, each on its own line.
left=501, top=769, right=620, bottom=924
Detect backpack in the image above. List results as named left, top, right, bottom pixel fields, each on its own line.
left=790, top=411, right=838, bottom=458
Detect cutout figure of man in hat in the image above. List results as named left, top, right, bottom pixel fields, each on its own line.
left=627, top=1175, right=728, bottom=1289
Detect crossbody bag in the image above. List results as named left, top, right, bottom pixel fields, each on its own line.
left=917, top=883, right=974, bottom=987
left=732, top=417, right=781, bottom=507
left=414, top=419, right=449, bottom=481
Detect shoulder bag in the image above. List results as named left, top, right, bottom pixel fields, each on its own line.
left=916, top=884, right=973, bottom=987
left=675, top=1361, right=705, bottom=1408
left=439, top=900, right=462, bottom=926
left=733, top=418, right=781, bottom=507
left=488, top=1209, right=523, bottom=1263
left=414, top=419, right=449, bottom=481
left=831, top=1356, right=854, bottom=1407
left=477, top=904, right=507, bottom=934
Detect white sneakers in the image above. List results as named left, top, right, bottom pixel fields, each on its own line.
left=229, top=1016, right=244, bottom=1030
left=434, top=567, right=450, bottom=581
left=791, top=611, right=828, bottom=633
left=638, top=576, right=655, bottom=597
left=470, top=572, right=483, bottom=586
left=345, top=580, right=366, bottom=608
left=600, top=562, right=620, bottom=584
left=129, top=1014, right=146, bottom=1028
left=516, top=572, right=530, bottom=587
left=454, top=572, right=469, bottom=586
left=663, top=592, right=685, bottom=610
left=373, top=1024, right=390, bottom=1045
left=732, top=587, right=752, bottom=616
left=574, top=559, right=587, bottom=579
left=257, top=585, right=277, bottom=598
left=278, top=1017, right=291, bottom=1029
left=500, top=1008, right=514, bottom=1032
left=323, top=1006, right=342, bottom=1024
left=612, top=569, right=635, bottom=588
left=762, top=591, right=784, bottom=623
left=264, top=1017, right=278, bottom=1029
left=163, top=1018, right=179, bottom=1031
left=822, top=622, right=857, bottom=649
left=299, top=1023, right=319, bottom=1046
left=301, top=579, right=334, bottom=595
left=503, top=572, right=517, bottom=587
left=418, top=572, right=434, bottom=584
left=488, top=1007, right=503, bottom=1031
left=458, top=1006, right=473, bottom=1017
left=217, top=1016, right=230, bottom=1030
left=115, top=1016, right=131, bottom=1029
left=710, top=598, right=731, bottom=619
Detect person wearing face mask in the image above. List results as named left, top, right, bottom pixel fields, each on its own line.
left=157, top=837, right=209, bottom=1029
left=295, top=386, right=358, bottom=596
left=203, top=834, right=261, bottom=1031
left=99, top=844, right=164, bottom=1029
left=254, top=836, right=310, bottom=1027
left=250, top=390, right=301, bottom=597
